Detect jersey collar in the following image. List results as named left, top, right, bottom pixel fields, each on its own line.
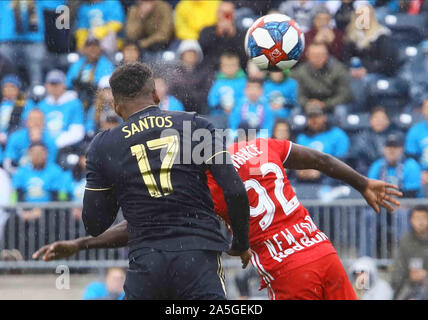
left=128, top=105, right=159, bottom=119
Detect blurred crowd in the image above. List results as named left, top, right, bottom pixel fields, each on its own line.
left=0, top=0, right=427, bottom=300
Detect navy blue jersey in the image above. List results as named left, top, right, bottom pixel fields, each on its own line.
left=85, top=106, right=230, bottom=256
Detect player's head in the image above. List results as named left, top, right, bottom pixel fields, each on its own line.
left=109, top=62, right=160, bottom=120
left=245, top=78, right=264, bottom=102
left=220, top=51, right=240, bottom=78
left=410, top=205, right=428, bottom=238
left=370, top=106, right=390, bottom=133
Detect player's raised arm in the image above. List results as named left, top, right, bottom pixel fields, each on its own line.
left=284, top=143, right=403, bottom=213
left=82, top=132, right=120, bottom=236
left=33, top=221, right=129, bottom=261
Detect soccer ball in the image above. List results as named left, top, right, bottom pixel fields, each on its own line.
left=245, top=13, right=305, bottom=71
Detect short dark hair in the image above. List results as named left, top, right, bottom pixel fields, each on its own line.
left=370, top=105, right=387, bottom=116
left=220, top=50, right=240, bottom=61
left=247, top=77, right=264, bottom=86
left=122, top=39, right=139, bottom=49
left=109, top=62, right=154, bottom=104
left=308, top=41, right=328, bottom=52
left=29, top=141, right=47, bottom=150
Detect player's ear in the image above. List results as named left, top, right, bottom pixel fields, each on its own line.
left=153, top=89, right=160, bottom=105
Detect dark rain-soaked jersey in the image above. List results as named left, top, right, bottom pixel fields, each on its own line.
left=85, top=106, right=230, bottom=256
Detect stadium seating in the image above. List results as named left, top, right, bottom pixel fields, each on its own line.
left=366, top=76, right=410, bottom=115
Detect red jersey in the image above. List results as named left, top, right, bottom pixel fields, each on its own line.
left=207, top=138, right=337, bottom=289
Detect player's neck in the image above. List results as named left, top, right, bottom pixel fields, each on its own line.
left=121, top=99, right=158, bottom=121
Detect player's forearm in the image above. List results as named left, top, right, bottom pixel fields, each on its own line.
left=315, top=152, right=368, bottom=192
left=76, top=220, right=128, bottom=250
left=286, top=144, right=368, bottom=192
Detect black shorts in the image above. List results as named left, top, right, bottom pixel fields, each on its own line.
left=124, top=249, right=227, bottom=300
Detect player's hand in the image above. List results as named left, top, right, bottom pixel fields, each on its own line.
left=361, top=179, right=403, bottom=214
left=32, top=240, right=80, bottom=261
left=227, top=248, right=252, bottom=269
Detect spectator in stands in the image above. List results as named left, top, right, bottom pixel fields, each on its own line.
left=83, top=267, right=125, bottom=300
left=99, top=108, right=121, bottom=132
left=292, top=42, right=352, bottom=121
left=174, top=0, right=220, bottom=40
left=344, top=4, right=399, bottom=77
left=391, top=205, right=428, bottom=300
left=120, top=40, right=141, bottom=64
left=75, top=0, right=125, bottom=57
left=350, top=106, right=397, bottom=174
left=198, top=1, right=247, bottom=71
left=0, top=1, right=60, bottom=86
left=303, top=5, right=344, bottom=61
left=349, top=256, right=394, bottom=300
left=235, top=0, right=281, bottom=16
left=397, top=0, right=428, bottom=14
left=0, top=74, right=35, bottom=147
left=125, top=0, right=174, bottom=56
left=229, top=78, right=274, bottom=138
left=63, top=145, right=87, bottom=220
left=208, top=51, right=247, bottom=129
left=0, top=54, right=17, bottom=87
left=263, top=70, right=298, bottom=120
left=85, top=75, right=114, bottom=139
left=399, top=40, right=428, bottom=105
left=66, top=38, right=114, bottom=109
left=278, top=0, right=318, bottom=33
left=334, top=0, right=369, bottom=32
left=369, top=133, right=421, bottom=198
left=12, top=142, right=66, bottom=214
left=271, top=118, right=292, bottom=141
left=155, top=76, right=185, bottom=112
left=31, top=70, right=85, bottom=151
left=3, top=109, right=57, bottom=176
left=295, top=104, right=350, bottom=183
left=246, top=60, right=267, bottom=82
left=405, top=98, right=428, bottom=186
left=167, top=40, right=213, bottom=114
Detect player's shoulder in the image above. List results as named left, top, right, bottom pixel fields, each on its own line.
left=86, top=130, right=113, bottom=159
